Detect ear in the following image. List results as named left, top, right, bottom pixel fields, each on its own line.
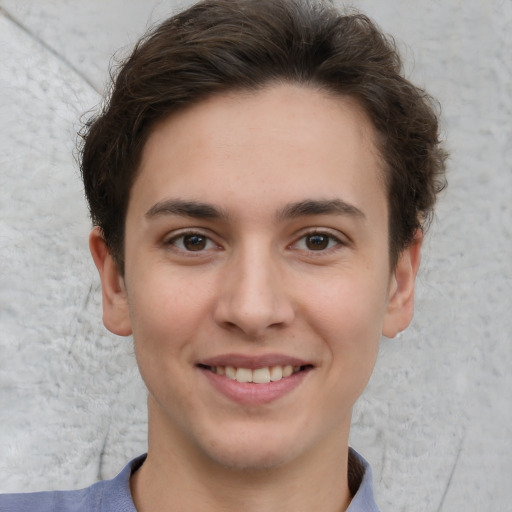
left=382, top=230, right=423, bottom=338
left=89, top=227, right=132, bottom=336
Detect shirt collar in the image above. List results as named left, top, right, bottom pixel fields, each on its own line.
left=346, top=448, right=381, bottom=512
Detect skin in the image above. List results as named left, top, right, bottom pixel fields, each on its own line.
left=90, top=83, right=421, bottom=512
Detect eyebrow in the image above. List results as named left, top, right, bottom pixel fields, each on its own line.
left=276, top=199, right=366, bottom=221
left=145, top=199, right=229, bottom=220
left=145, top=198, right=365, bottom=222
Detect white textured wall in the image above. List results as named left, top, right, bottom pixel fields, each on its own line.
left=0, top=1, right=510, bottom=510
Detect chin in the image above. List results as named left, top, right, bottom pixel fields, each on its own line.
left=198, top=426, right=308, bottom=472
left=209, top=445, right=294, bottom=472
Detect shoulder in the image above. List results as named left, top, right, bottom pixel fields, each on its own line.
left=0, top=455, right=146, bottom=512
left=0, top=486, right=97, bottom=512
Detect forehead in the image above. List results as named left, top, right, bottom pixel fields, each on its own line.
left=131, top=84, right=387, bottom=223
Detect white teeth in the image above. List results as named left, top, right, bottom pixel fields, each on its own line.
left=211, top=364, right=304, bottom=383
left=235, top=367, right=252, bottom=383
left=225, top=366, right=236, bottom=379
left=269, top=365, right=283, bottom=382
left=282, top=365, right=293, bottom=378
left=252, top=367, right=271, bottom=384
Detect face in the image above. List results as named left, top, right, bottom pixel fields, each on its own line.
left=92, top=84, right=420, bottom=472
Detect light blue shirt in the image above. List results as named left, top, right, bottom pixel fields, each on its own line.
left=0, top=448, right=380, bottom=511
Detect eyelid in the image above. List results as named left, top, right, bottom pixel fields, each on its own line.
left=162, top=227, right=349, bottom=253
left=164, top=228, right=221, bottom=251
left=289, top=228, right=348, bottom=252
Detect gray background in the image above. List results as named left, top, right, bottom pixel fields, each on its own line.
left=0, top=1, right=511, bottom=510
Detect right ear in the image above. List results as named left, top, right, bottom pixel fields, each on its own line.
left=89, top=227, right=132, bottom=336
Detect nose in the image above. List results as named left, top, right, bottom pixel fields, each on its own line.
left=213, top=244, right=295, bottom=338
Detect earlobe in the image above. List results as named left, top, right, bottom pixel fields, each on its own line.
left=89, top=227, right=132, bottom=336
left=382, top=230, right=423, bottom=339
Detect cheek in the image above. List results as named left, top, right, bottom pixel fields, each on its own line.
left=127, top=273, right=211, bottom=410
left=129, top=265, right=212, bottom=322
left=301, top=273, right=386, bottom=369
left=307, top=272, right=387, bottom=331
left=126, top=270, right=215, bottom=364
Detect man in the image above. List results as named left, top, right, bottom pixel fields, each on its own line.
left=0, top=0, right=446, bottom=510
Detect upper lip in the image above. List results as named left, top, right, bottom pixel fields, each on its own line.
left=198, top=353, right=312, bottom=369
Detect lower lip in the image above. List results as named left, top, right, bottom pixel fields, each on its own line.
left=199, top=367, right=311, bottom=405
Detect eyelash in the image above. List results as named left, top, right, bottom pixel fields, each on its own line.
left=165, top=230, right=219, bottom=253
left=290, top=230, right=345, bottom=253
left=165, top=229, right=345, bottom=254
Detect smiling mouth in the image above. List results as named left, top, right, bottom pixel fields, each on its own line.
left=198, top=364, right=312, bottom=384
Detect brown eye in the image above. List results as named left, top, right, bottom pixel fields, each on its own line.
left=305, top=234, right=330, bottom=250
left=167, top=231, right=218, bottom=253
left=183, top=234, right=207, bottom=251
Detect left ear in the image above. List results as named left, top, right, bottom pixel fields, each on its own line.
left=382, top=230, right=423, bottom=338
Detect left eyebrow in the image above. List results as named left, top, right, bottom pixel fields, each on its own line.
left=276, top=199, right=366, bottom=221
left=145, top=199, right=229, bottom=220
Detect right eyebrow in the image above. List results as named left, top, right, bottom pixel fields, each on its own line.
left=145, top=199, right=229, bottom=220
left=276, top=198, right=366, bottom=221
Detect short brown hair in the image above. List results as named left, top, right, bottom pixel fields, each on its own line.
left=80, top=0, right=447, bottom=271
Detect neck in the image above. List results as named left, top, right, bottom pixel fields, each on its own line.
left=130, top=404, right=352, bottom=512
